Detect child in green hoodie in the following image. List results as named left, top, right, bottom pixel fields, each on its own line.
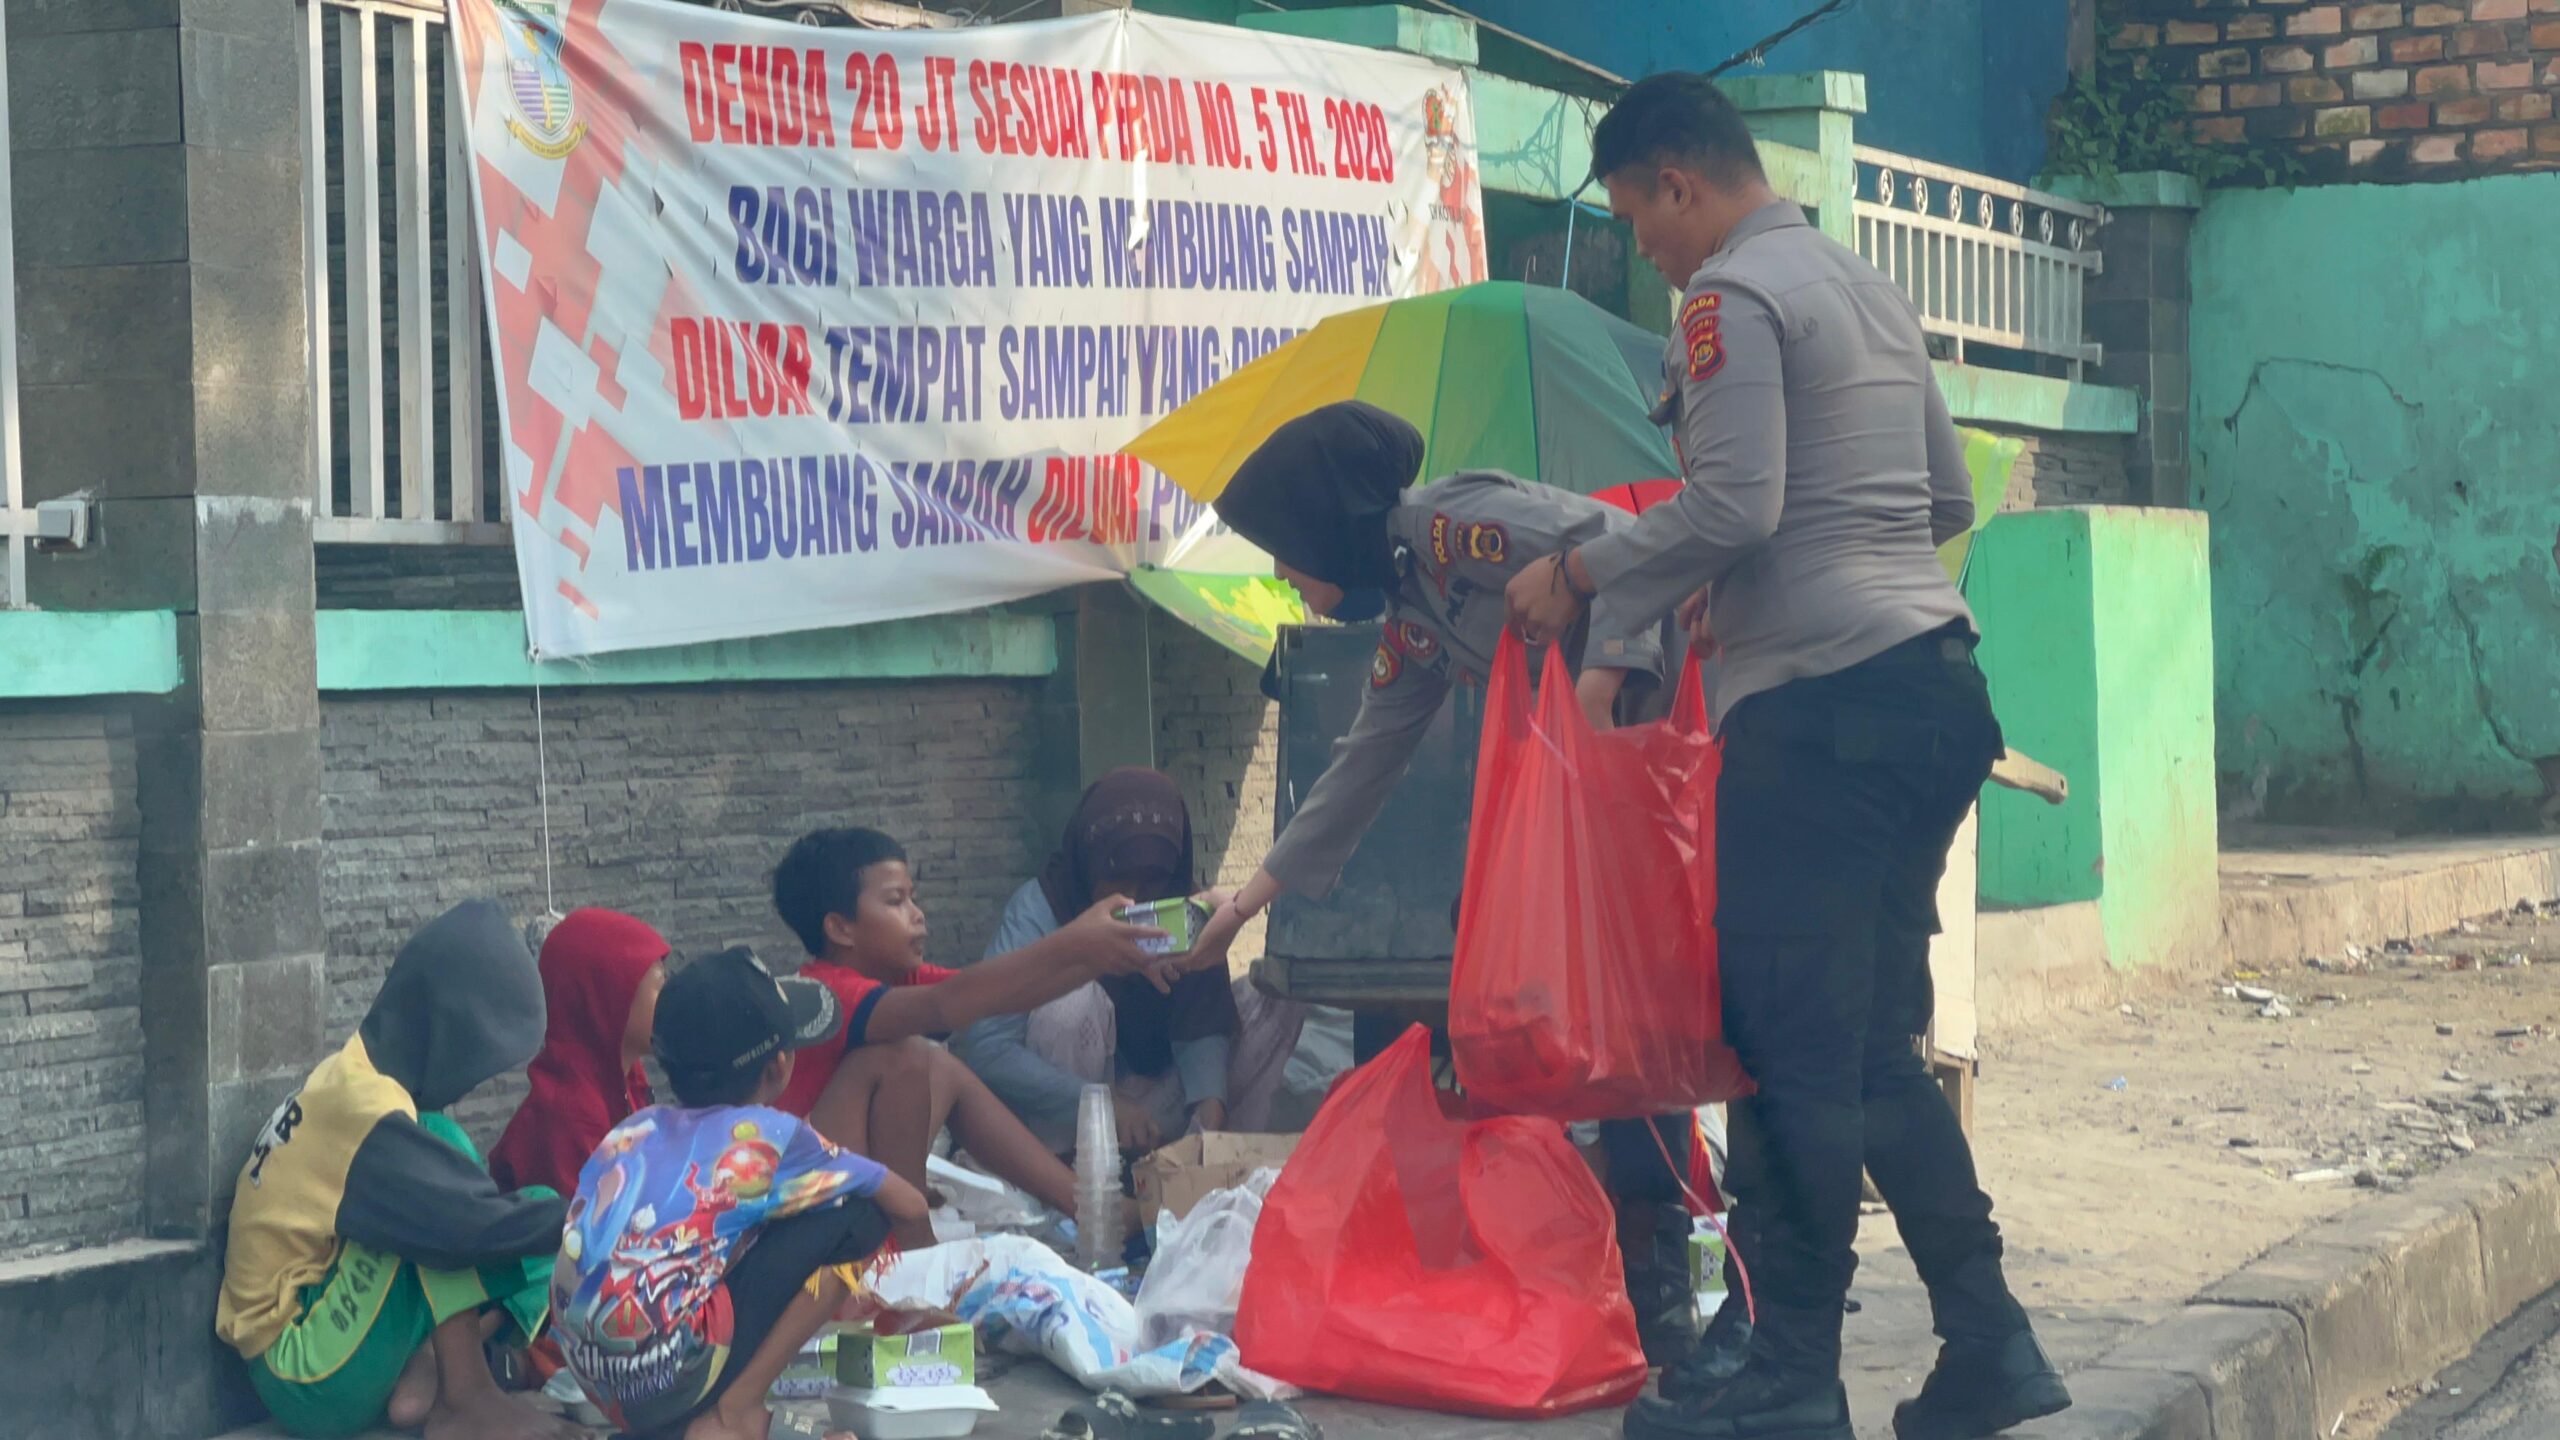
left=216, top=900, right=579, bottom=1440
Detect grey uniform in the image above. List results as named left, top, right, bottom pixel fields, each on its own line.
left=1574, top=200, right=1978, bottom=721
left=1261, top=470, right=1667, bottom=900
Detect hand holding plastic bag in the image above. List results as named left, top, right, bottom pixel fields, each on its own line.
left=1451, top=633, right=1751, bottom=1119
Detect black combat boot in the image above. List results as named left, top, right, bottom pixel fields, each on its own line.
left=1890, top=1330, right=2070, bottom=1440
left=1620, top=1200, right=1700, bottom=1369
left=1657, top=1282, right=1751, bottom=1401
left=1624, top=1347, right=1853, bottom=1440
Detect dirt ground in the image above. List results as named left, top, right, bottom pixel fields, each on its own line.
left=1978, top=897, right=2560, bottom=1334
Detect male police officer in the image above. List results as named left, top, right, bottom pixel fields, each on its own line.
left=1505, top=77, right=2070, bottom=1440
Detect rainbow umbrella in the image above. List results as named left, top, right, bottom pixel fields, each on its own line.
left=1124, top=281, right=1676, bottom=502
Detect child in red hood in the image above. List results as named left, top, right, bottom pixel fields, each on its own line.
left=488, top=909, right=672, bottom=1198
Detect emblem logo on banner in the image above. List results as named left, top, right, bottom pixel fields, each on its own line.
left=501, top=0, right=588, bottom=160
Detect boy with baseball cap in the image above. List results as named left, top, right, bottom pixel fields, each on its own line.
left=552, top=946, right=928, bottom=1440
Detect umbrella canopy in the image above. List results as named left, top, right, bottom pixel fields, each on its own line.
left=1125, top=281, right=1676, bottom=503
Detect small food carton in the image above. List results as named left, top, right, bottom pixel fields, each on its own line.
left=1132, top=1130, right=1300, bottom=1225
left=1691, top=1227, right=1729, bottom=1322
left=834, top=1306, right=977, bottom=1390
left=1115, top=897, right=1209, bottom=957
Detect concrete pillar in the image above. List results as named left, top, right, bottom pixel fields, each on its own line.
left=2053, top=172, right=2203, bottom=508
left=1724, top=71, right=1867, bottom=248
left=8, top=0, right=324, bottom=1237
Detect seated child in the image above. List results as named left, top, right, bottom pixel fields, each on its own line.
left=767, top=827, right=1159, bottom=1224
left=552, top=945, right=928, bottom=1440
left=955, top=768, right=1306, bottom=1157
left=216, top=899, right=579, bottom=1440
left=488, top=907, right=673, bottom=1197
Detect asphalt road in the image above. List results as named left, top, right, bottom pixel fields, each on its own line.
left=2382, top=1281, right=2560, bottom=1439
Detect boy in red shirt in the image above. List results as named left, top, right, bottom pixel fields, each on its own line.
left=770, top=827, right=1161, bottom=1226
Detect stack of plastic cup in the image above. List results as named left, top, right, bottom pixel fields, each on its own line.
left=1074, top=1083, right=1121, bottom=1269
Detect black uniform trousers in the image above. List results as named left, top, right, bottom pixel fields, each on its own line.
left=1710, top=623, right=2028, bottom=1374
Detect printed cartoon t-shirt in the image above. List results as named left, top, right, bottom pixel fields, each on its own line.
left=552, top=1104, right=886, bottom=1432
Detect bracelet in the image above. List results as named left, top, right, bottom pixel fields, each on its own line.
left=1559, top=549, right=1598, bottom=602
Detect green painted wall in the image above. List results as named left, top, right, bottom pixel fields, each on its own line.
left=2088, top=508, right=2220, bottom=970
left=315, top=610, right=1055, bottom=691
left=1971, top=508, right=2221, bottom=970
left=1972, top=511, right=2104, bottom=907
left=0, top=610, right=181, bottom=697
left=2193, top=176, right=2560, bottom=829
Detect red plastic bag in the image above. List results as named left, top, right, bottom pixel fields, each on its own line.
left=1450, top=631, right=1752, bottom=1120
left=1235, top=1026, right=1647, bottom=1417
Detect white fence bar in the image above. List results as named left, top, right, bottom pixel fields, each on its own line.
left=305, top=0, right=506, bottom=544
left=392, top=20, right=435, bottom=524
left=338, top=6, right=388, bottom=520
left=1851, top=146, right=2104, bottom=377
left=444, top=47, right=483, bottom=525
left=301, top=0, right=334, bottom=519
left=0, top=0, right=22, bottom=607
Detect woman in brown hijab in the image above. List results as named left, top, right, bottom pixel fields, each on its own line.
left=951, top=769, right=1308, bottom=1155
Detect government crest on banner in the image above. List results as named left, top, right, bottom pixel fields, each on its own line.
left=500, top=0, right=587, bottom=159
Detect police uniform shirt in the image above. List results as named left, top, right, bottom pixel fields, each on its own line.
left=1261, top=471, right=1667, bottom=900
left=1574, top=200, right=1979, bottom=722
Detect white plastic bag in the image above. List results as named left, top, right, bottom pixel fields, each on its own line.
left=1134, top=1168, right=1275, bottom=1349
left=870, top=1232, right=1295, bottom=1401
left=927, top=1153, right=1049, bottom=1233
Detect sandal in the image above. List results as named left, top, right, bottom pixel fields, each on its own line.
left=1042, top=1390, right=1218, bottom=1440
left=1230, top=1400, right=1323, bottom=1440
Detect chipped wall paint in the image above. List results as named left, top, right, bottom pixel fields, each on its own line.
left=2193, top=176, right=2560, bottom=830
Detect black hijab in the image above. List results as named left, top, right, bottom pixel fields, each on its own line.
left=1214, top=401, right=1426, bottom=590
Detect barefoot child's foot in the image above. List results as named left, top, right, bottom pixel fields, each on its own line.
left=385, top=1342, right=441, bottom=1430
left=425, top=1388, right=587, bottom=1440
left=680, top=1396, right=775, bottom=1440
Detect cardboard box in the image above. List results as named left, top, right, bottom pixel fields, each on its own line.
left=833, top=1313, right=977, bottom=1390
left=1133, top=1130, right=1299, bottom=1224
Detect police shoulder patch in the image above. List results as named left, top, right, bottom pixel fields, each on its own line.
left=1681, top=291, right=1724, bottom=383
left=1370, top=644, right=1403, bottom=689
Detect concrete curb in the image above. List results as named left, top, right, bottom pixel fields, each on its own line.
left=2012, top=1118, right=2560, bottom=1438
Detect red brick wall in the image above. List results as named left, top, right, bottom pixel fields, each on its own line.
left=2115, top=0, right=2560, bottom=181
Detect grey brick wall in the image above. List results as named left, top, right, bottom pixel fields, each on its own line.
left=0, top=704, right=145, bottom=1258
left=316, top=544, right=523, bottom=610
left=319, top=679, right=1047, bottom=1144
left=1984, top=427, right=2137, bottom=512
left=1150, top=623, right=1278, bottom=964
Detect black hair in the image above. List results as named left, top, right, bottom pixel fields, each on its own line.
left=1590, top=73, right=1766, bottom=191
left=664, top=1056, right=770, bottom=1109
left=772, top=827, right=908, bottom=956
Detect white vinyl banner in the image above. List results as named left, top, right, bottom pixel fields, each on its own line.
left=450, top=0, right=1486, bottom=656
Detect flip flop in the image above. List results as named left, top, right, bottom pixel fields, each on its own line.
left=1042, top=1390, right=1217, bottom=1440
left=1229, top=1400, right=1323, bottom=1440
